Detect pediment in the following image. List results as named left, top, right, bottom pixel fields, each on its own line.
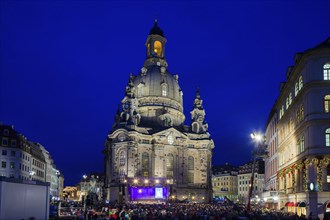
left=152, top=127, right=188, bottom=140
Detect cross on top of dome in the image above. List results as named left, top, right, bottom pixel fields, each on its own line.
left=149, top=19, right=164, bottom=37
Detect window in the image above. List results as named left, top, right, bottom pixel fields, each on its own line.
left=295, top=83, right=299, bottom=96
left=137, top=84, right=144, bottom=97
left=119, top=151, right=125, bottom=166
left=10, top=162, right=15, bottom=169
left=300, top=105, right=304, bottom=121
left=326, top=128, right=330, bottom=147
left=162, top=84, right=167, bottom=96
left=1, top=161, right=6, bottom=168
left=142, top=152, right=149, bottom=177
left=10, top=151, right=15, bottom=157
left=3, top=129, right=9, bottom=135
left=166, top=153, right=174, bottom=178
left=327, top=164, right=330, bottom=183
left=299, top=76, right=303, bottom=90
left=2, top=138, right=8, bottom=146
left=300, top=136, right=305, bottom=153
left=325, top=95, right=330, bottom=113
left=324, top=63, right=330, bottom=80
left=2, top=150, right=7, bottom=156
left=188, top=156, right=194, bottom=183
left=286, top=98, right=289, bottom=110
left=289, top=93, right=292, bottom=105
left=11, top=140, right=17, bottom=147
left=153, top=40, right=162, bottom=57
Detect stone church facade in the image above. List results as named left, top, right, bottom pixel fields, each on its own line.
left=104, top=21, right=214, bottom=203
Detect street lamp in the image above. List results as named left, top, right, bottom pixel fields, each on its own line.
left=82, top=174, right=87, bottom=214
left=247, top=132, right=268, bottom=211
left=56, top=170, right=61, bottom=200
left=29, top=170, right=36, bottom=180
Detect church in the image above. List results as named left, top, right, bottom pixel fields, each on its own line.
left=104, top=21, right=215, bottom=203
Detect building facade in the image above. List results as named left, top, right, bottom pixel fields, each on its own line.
left=104, top=21, right=215, bottom=203
left=237, top=160, right=265, bottom=204
left=263, top=109, right=279, bottom=209
left=212, top=163, right=238, bottom=202
left=0, top=124, right=63, bottom=199
left=266, top=37, right=330, bottom=216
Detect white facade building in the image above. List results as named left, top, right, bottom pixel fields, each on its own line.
left=265, top=37, right=330, bottom=216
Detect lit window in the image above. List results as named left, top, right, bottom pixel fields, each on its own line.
left=289, top=93, right=292, bottom=104
left=326, top=128, right=330, bottom=147
left=300, top=136, right=305, bottom=153
left=324, top=63, right=330, bottom=80
left=299, top=76, right=303, bottom=90
left=300, top=105, right=304, bottom=121
left=286, top=98, right=289, bottom=110
left=327, top=164, right=330, bottom=183
left=10, top=162, right=15, bottom=169
left=295, top=83, right=299, bottom=96
left=325, top=95, right=330, bottom=113
left=162, top=84, right=167, bottom=96
left=153, top=41, right=162, bottom=57
left=119, top=151, right=125, bottom=166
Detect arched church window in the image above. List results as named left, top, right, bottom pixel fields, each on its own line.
left=154, top=41, right=162, bottom=57
left=326, top=128, right=330, bottom=147
left=162, top=84, right=167, bottom=96
left=166, top=153, right=174, bottom=178
left=324, top=95, right=330, bottom=113
left=324, top=63, right=330, bottom=80
left=188, top=156, right=194, bottom=184
left=142, top=152, right=149, bottom=177
left=119, top=151, right=125, bottom=166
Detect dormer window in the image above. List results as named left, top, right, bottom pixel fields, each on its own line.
left=324, top=63, right=330, bottom=80
left=162, top=84, right=167, bottom=96
left=137, top=83, right=144, bottom=98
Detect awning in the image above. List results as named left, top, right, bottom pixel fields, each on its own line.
left=295, top=202, right=300, bottom=207
left=285, top=202, right=295, bottom=207
left=326, top=203, right=330, bottom=208
left=298, top=202, right=306, bottom=207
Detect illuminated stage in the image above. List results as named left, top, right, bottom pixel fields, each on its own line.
left=130, top=186, right=168, bottom=201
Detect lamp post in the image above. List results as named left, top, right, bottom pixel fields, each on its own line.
left=56, top=170, right=61, bottom=200
left=55, top=170, right=61, bottom=217
left=83, top=174, right=87, bottom=215
left=247, top=133, right=268, bottom=212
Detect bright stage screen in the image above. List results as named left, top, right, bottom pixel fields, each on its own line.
left=130, top=187, right=168, bottom=200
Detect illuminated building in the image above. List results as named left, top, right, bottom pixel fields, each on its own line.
left=0, top=124, right=63, bottom=199
left=265, top=37, right=330, bottom=216
left=104, top=21, right=215, bottom=203
left=237, top=160, right=265, bottom=203
left=212, top=163, right=239, bottom=202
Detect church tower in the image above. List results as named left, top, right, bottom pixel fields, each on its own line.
left=104, top=21, right=215, bottom=203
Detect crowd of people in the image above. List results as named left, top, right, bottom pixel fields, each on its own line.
left=58, top=202, right=329, bottom=220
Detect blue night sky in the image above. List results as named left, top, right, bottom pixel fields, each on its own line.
left=1, top=0, right=329, bottom=186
